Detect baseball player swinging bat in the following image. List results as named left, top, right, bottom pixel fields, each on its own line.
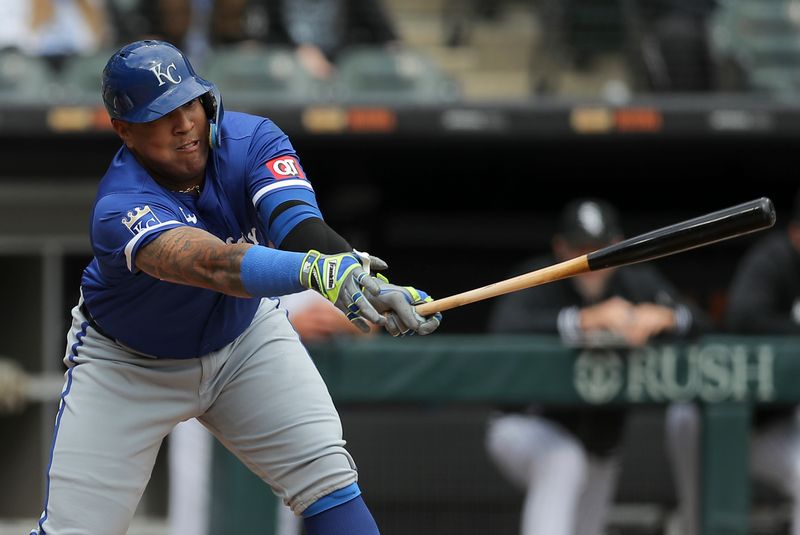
left=416, top=197, right=776, bottom=316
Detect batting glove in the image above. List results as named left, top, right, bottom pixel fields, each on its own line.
left=300, top=250, right=385, bottom=332
left=367, top=274, right=442, bottom=336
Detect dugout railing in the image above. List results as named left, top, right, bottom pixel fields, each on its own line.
left=209, top=334, right=794, bottom=535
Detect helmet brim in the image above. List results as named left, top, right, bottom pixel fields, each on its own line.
left=124, top=76, right=214, bottom=123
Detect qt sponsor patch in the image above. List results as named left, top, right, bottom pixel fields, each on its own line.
left=266, top=156, right=306, bottom=179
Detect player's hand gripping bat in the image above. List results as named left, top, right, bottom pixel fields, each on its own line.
left=415, top=198, right=776, bottom=316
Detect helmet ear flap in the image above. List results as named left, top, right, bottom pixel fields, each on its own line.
left=200, top=89, right=223, bottom=148
left=208, top=122, right=218, bottom=148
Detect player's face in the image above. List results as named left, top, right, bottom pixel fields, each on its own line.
left=113, top=98, right=210, bottom=186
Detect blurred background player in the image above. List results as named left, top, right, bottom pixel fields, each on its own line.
left=275, top=0, right=401, bottom=80
left=0, top=357, right=27, bottom=415
left=484, top=197, right=711, bottom=535
left=666, top=189, right=800, bottom=535
left=0, top=0, right=111, bottom=68
left=109, top=0, right=401, bottom=80
left=168, top=290, right=377, bottom=535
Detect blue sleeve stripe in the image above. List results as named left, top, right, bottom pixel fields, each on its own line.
left=258, top=187, right=320, bottom=215
left=252, top=179, right=313, bottom=206
left=302, top=482, right=362, bottom=518
left=239, top=246, right=306, bottom=297
left=123, top=220, right=183, bottom=271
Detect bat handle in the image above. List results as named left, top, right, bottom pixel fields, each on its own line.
left=415, top=301, right=436, bottom=317
left=414, top=256, right=590, bottom=317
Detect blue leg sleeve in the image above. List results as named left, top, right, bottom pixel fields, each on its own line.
left=303, top=484, right=379, bottom=535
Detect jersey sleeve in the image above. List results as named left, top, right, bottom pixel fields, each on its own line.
left=91, top=193, right=185, bottom=273
left=245, top=120, right=323, bottom=247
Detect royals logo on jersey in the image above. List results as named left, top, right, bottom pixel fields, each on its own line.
left=121, top=206, right=162, bottom=235
left=266, top=156, right=305, bottom=179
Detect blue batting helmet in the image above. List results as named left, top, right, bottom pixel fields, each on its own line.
left=102, top=40, right=223, bottom=147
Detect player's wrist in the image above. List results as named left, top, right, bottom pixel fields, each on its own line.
left=240, top=245, right=306, bottom=298
left=299, top=250, right=324, bottom=292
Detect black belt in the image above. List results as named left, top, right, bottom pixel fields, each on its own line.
left=79, top=302, right=113, bottom=339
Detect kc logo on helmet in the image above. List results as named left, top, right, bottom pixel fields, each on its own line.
left=266, top=156, right=305, bottom=179
left=149, top=62, right=183, bottom=86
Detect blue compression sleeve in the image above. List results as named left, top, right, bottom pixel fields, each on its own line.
left=239, top=245, right=306, bottom=297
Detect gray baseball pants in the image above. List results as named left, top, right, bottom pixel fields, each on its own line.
left=32, top=298, right=357, bottom=535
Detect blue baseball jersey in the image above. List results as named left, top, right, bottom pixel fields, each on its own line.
left=81, top=112, right=321, bottom=358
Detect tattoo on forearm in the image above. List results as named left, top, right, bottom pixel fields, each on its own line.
left=136, top=227, right=252, bottom=297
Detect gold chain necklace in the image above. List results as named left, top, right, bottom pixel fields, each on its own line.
left=174, top=184, right=201, bottom=195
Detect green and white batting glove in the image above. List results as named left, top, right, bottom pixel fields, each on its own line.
left=367, top=274, right=442, bottom=337
left=300, top=250, right=385, bottom=332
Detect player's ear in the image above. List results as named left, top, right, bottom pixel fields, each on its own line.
left=111, top=118, right=134, bottom=148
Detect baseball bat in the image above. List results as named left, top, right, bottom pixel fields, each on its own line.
left=415, top=197, right=776, bottom=316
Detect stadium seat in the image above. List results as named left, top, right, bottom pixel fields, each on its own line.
left=203, top=45, right=322, bottom=107
left=59, top=50, right=117, bottom=106
left=710, top=0, right=800, bottom=96
left=0, top=51, right=57, bottom=105
left=332, top=46, right=461, bottom=104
